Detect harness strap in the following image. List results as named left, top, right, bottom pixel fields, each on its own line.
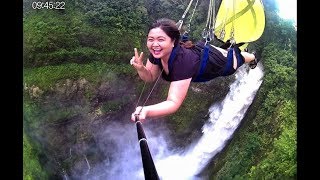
left=168, top=46, right=178, bottom=72
left=181, top=33, right=189, bottom=42
left=154, top=46, right=178, bottom=76
left=234, top=46, right=244, bottom=68
left=194, top=44, right=210, bottom=82
left=222, top=48, right=234, bottom=76
left=222, top=45, right=244, bottom=76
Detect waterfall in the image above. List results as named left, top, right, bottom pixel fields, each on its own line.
left=155, top=65, right=264, bottom=179
left=84, top=65, right=264, bottom=180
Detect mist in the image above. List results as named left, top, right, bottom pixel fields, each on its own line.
left=74, top=64, right=264, bottom=180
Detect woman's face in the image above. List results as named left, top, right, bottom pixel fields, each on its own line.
left=147, top=27, right=175, bottom=62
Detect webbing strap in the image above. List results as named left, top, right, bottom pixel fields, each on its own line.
left=222, top=46, right=244, bottom=76
left=154, top=46, right=178, bottom=73
left=234, top=46, right=244, bottom=67
left=168, top=46, right=178, bottom=72
left=222, top=48, right=234, bottom=76
left=194, top=45, right=210, bottom=82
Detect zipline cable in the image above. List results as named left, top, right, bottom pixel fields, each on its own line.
left=176, top=0, right=194, bottom=30
left=136, top=68, right=164, bottom=114
left=182, top=0, right=199, bottom=35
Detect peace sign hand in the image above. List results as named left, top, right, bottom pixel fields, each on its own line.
left=130, top=48, right=144, bottom=71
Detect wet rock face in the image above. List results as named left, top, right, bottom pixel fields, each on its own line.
left=24, top=84, right=44, bottom=98
left=24, top=76, right=139, bottom=178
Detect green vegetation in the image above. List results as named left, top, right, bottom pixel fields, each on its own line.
left=169, top=84, right=225, bottom=133
left=23, top=61, right=134, bottom=90
left=23, top=0, right=148, bottom=68
left=248, top=100, right=296, bottom=179
left=208, top=0, right=297, bottom=177
left=23, top=133, right=48, bottom=179
left=23, top=0, right=296, bottom=179
left=23, top=61, right=137, bottom=178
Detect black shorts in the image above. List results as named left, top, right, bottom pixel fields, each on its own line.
left=192, top=42, right=244, bottom=82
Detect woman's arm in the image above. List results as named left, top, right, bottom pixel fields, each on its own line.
left=138, top=60, right=161, bottom=82
left=131, top=77, right=192, bottom=122
left=131, top=48, right=161, bottom=82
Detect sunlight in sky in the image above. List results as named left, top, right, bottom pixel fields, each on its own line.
left=276, top=0, right=297, bottom=22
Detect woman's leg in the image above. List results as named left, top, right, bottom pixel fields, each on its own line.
left=214, top=45, right=257, bottom=69
left=214, top=45, right=255, bottom=63
left=240, top=51, right=256, bottom=63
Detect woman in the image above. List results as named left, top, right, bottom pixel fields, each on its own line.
left=130, top=18, right=258, bottom=122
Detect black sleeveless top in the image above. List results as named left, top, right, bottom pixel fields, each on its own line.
left=149, top=45, right=200, bottom=82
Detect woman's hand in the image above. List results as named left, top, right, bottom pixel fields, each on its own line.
left=130, top=48, right=144, bottom=71
left=131, top=106, right=147, bottom=123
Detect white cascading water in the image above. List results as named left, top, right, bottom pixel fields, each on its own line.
left=154, top=64, right=264, bottom=179
left=85, top=64, right=264, bottom=180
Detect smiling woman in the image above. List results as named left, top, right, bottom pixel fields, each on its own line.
left=277, top=0, right=297, bottom=22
